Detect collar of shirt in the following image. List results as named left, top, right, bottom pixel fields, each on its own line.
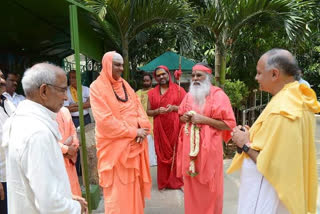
left=3, top=92, right=17, bottom=98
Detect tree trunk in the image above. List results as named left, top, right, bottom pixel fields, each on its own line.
left=214, top=43, right=226, bottom=89
left=122, top=38, right=130, bottom=81
left=214, top=43, right=221, bottom=86
left=220, top=52, right=226, bottom=89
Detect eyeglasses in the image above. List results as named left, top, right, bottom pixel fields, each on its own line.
left=46, top=84, right=68, bottom=93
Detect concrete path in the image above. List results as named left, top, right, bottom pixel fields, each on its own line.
left=93, top=162, right=240, bottom=214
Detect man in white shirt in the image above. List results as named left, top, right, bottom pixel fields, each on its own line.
left=3, top=72, right=25, bottom=107
left=64, top=70, right=91, bottom=128
left=64, top=70, right=91, bottom=176
left=0, top=69, right=15, bottom=214
left=2, top=63, right=87, bottom=214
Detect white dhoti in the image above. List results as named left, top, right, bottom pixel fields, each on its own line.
left=147, top=135, right=157, bottom=166
left=238, top=158, right=290, bottom=214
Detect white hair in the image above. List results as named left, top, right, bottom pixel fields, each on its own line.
left=22, top=62, right=65, bottom=96
left=189, top=73, right=212, bottom=111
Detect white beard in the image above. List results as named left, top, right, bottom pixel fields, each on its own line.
left=189, top=77, right=211, bottom=110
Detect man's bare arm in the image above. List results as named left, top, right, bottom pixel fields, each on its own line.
left=83, top=99, right=91, bottom=109
left=66, top=104, right=78, bottom=112
left=246, top=148, right=259, bottom=163
left=191, top=113, right=230, bottom=130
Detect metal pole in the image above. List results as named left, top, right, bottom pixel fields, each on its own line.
left=69, top=5, right=91, bottom=212
left=252, top=89, right=257, bottom=125
left=242, top=110, right=246, bottom=126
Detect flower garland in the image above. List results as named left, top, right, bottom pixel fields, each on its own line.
left=184, top=111, right=200, bottom=177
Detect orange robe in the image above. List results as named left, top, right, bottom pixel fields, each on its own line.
left=56, top=107, right=82, bottom=196
left=90, top=52, right=152, bottom=214
left=177, top=86, right=236, bottom=214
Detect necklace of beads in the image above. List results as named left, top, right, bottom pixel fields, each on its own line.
left=113, top=83, right=128, bottom=102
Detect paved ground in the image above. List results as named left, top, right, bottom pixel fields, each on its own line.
left=93, top=115, right=320, bottom=214
left=93, top=162, right=240, bottom=214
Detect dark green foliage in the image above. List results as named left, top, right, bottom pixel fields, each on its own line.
left=224, top=80, right=249, bottom=110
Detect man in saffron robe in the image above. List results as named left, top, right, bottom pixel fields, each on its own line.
left=177, top=63, right=236, bottom=214
left=56, top=106, right=82, bottom=196
left=147, top=65, right=186, bottom=190
left=90, top=52, right=152, bottom=214
left=228, top=49, right=320, bottom=214
left=136, top=73, right=157, bottom=166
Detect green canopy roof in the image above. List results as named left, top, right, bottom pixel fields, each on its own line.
left=139, top=51, right=195, bottom=72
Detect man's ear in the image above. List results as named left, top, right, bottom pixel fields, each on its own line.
left=271, top=69, right=280, bottom=80
left=39, top=84, right=48, bottom=100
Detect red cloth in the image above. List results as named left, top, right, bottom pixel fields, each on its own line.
left=192, top=64, right=212, bottom=74
left=148, top=68, right=186, bottom=189
left=177, top=86, right=236, bottom=213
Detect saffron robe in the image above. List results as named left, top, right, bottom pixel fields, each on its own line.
left=90, top=51, right=152, bottom=214
left=177, top=86, right=236, bottom=214
left=148, top=75, right=186, bottom=190
left=56, top=107, right=82, bottom=196
left=227, top=82, right=320, bottom=214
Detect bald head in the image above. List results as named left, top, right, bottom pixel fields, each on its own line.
left=112, top=53, right=124, bottom=80
left=262, top=48, right=300, bottom=78
left=112, top=53, right=124, bottom=64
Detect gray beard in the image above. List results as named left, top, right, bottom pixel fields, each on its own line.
left=189, top=77, right=211, bottom=110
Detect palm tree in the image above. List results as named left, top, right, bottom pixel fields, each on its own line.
left=77, top=0, right=192, bottom=80
left=194, top=0, right=315, bottom=87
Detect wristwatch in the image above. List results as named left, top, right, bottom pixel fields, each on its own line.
left=242, top=144, right=250, bottom=153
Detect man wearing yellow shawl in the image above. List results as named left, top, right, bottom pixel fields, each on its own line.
left=136, top=73, right=157, bottom=166
left=64, top=70, right=91, bottom=176
left=228, top=49, right=320, bottom=214
left=65, top=70, right=91, bottom=128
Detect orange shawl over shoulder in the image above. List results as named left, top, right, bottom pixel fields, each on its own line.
left=56, top=107, right=81, bottom=196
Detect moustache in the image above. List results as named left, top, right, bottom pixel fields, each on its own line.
left=192, top=81, right=202, bottom=85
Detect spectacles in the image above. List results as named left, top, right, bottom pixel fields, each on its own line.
left=46, top=84, right=68, bottom=93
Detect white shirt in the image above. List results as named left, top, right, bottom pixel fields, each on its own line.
left=2, top=100, right=81, bottom=214
left=64, top=86, right=90, bottom=117
left=3, top=92, right=25, bottom=107
left=0, top=98, right=15, bottom=182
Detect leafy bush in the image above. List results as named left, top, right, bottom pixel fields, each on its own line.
left=224, top=79, right=249, bottom=110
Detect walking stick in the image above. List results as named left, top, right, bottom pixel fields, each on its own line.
left=171, top=55, right=182, bottom=171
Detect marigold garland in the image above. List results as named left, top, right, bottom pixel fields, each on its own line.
left=185, top=111, right=200, bottom=177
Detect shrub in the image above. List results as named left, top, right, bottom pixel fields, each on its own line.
left=224, top=79, right=249, bottom=110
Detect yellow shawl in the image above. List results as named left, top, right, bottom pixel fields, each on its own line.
left=70, top=86, right=78, bottom=103
left=136, top=88, right=153, bottom=135
left=227, top=81, right=320, bottom=214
